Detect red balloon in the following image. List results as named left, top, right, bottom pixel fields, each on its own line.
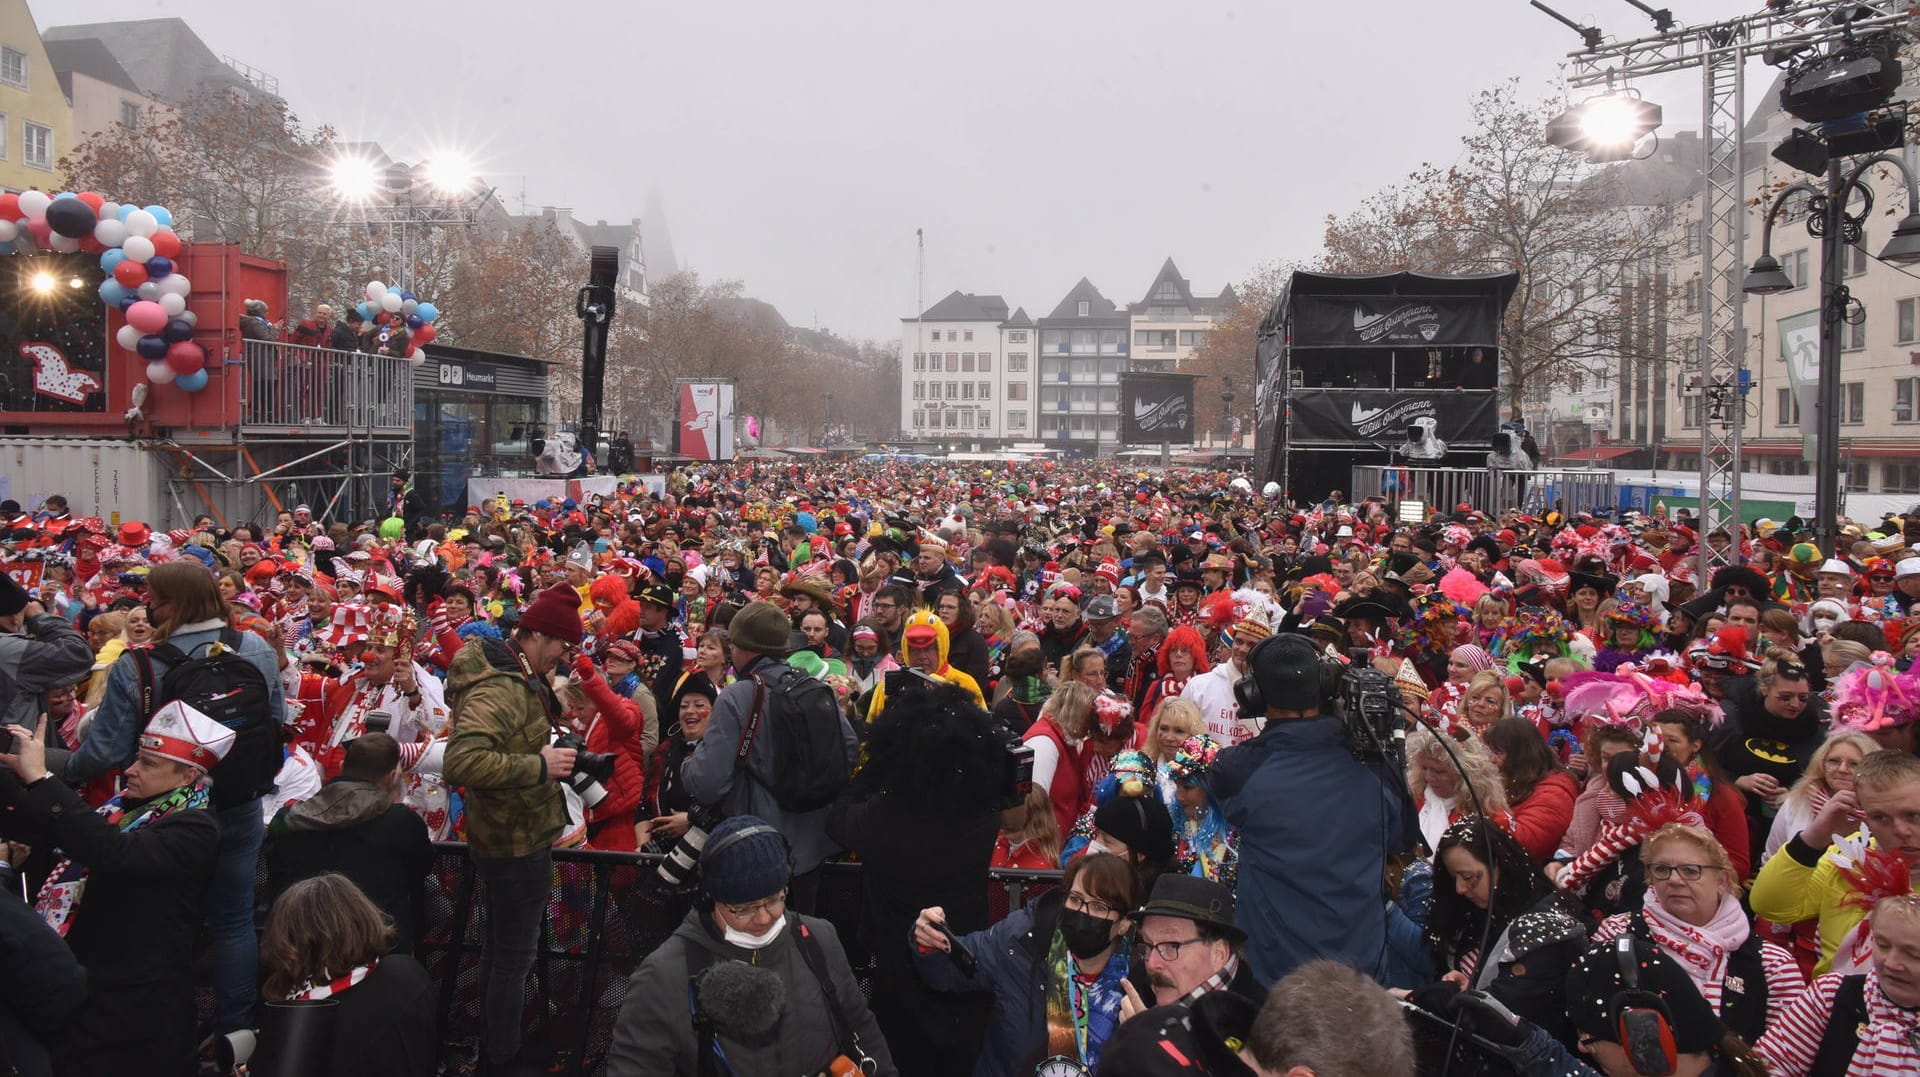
left=113, top=261, right=149, bottom=287
left=79, top=236, right=106, bottom=255
left=164, top=341, right=204, bottom=375
left=375, top=312, right=391, bottom=325
left=412, top=324, right=436, bottom=345
left=76, top=192, right=106, bottom=212
left=149, top=229, right=182, bottom=259
left=26, top=218, right=50, bottom=246
left=0, top=193, right=17, bottom=220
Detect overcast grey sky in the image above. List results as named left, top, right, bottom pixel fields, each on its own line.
left=53, top=0, right=1763, bottom=341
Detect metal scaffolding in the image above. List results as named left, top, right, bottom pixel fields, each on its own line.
left=1558, top=0, right=1916, bottom=577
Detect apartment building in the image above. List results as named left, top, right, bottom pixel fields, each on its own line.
left=1128, top=257, right=1233, bottom=371
left=0, top=1, right=72, bottom=192
left=900, top=290, right=1038, bottom=445
left=1036, top=278, right=1130, bottom=451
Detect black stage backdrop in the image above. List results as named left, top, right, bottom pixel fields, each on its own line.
left=1291, top=294, right=1502, bottom=348
left=1288, top=388, right=1499, bottom=443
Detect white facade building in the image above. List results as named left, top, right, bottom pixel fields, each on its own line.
left=900, top=291, right=1039, bottom=445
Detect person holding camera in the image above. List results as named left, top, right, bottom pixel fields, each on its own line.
left=1212, top=633, right=1411, bottom=986
left=444, top=584, right=583, bottom=1076
left=826, top=676, right=1005, bottom=1076
left=0, top=574, right=92, bottom=736
left=604, top=815, right=896, bottom=1076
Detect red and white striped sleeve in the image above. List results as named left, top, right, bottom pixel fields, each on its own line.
left=1755, top=972, right=1841, bottom=1077
left=1590, top=912, right=1631, bottom=946
left=1758, top=940, right=1809, bottom=1032
left=1558, top=821, right=1638, bottom=892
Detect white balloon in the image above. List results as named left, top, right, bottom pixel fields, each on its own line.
left=17, top=191, right=50, bottom=218
left=159, top=292, right=186, bottom=316
left=145, top=360, right=176, bottom=385
left=381, top=291, right=403, bottom=313
left=124, top=209, right=159, bottom=238
left=179, top=310, right=197, bottom=328
left=93, top=218, right=128, bottom=248
left=99, top=202, right=121, bottom=221
left=121, top=234, right=156, bottom=262
left=0, top=220, right=15, bottom=242
left=137, top=281, right=162, bottom=301
left=47, top=233, right=80, bottom=253
left=159, top=274, right=192, bottom=297
left=365, top=280, right=387, bottom=301
left=116, top=324, right=142, bottom=351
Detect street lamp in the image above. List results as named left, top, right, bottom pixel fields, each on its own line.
left=1746, top=151, right=1920, bottom=552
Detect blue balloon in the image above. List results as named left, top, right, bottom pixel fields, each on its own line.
left=400, top=291, right=416, bottom=302
left=100, top=248, right=126, bottom=273
left=52, top=191, right=75, bottom=201
left=146, top=255, right=174, bottom=279
left=117, top=294, right=139, bottom=312
left=0, top=241, right=13, bottom=256
left=163, top=318, right=194, bottom=344
left=405, top=314, right=423, bottom=329
left=145, top=205, right=174, bottom=228
left=136, top=334, right=169, bottom=360
left=415, top=302, right=438, bottom=323
left=357, top=301, right=376, bottom=320
left=98, top=280, right=129, bottom=306
left=175, top=368, right=209, bottom=392
left=117, top=204, right=136, bottom=222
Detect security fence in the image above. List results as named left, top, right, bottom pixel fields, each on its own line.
left=1349, top=465, right=1617, bottom=518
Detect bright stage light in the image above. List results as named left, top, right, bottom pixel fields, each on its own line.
left=421, top=154, right=476, bottom=195
left=29, top=271, right=55, bottom=296
left=1546, top=91, right=1663, bottom=163
left=329, top=156, right=382, bottom=202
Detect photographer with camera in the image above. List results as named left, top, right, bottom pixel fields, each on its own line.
left=444, top=584, right=583, bottom=1077
left=1212, top=634, right=1413, bottom=987
left=826, top=673, right=1013, bottom=1076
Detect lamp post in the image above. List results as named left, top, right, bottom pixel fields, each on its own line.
left=1221, top=376, right=1235, bottom=449
left=1746, top=152, right=1920, bottom=553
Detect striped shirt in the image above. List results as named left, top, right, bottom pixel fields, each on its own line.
left=1756, top=970, right=1920, bottom=1077
left=1592, top=912, right=1806, bottom=1030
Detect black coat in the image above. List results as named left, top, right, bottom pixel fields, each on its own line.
left=0, top=866, right=87, bottom=1077
left=943, top=626, right=993, bottom=697
left=0, top=775, right=219, bottom=1077
left=265, top=779, right=432, bottom=955
left=278, top=954, right=437, bottom=1077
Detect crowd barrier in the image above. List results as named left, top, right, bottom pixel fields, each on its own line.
left=1350, top=465, right=1617, bottom=518
left=230, top=842, right=1519, bottom=1075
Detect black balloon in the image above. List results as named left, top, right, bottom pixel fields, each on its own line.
left=136, top=334, right=168, bottom=360
left=163, top=318, right=194, bottom=343
left=45, top=199, right=99, bottom=239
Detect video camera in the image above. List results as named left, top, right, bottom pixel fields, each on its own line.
left=881, top=667, right=1034, bottom=810
left=1334, top=652, right=1405, bottom=762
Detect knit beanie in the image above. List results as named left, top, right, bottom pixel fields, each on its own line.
left=516, top=584, right=584, bottom=644
left=700, top=816, right=791, bottom=904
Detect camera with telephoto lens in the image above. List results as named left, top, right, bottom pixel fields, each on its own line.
left=653, top=802, right=722, bottom=891
left=1336, top=652, right=1404, bottom=762
left=552, top=732, right=617, bottom=808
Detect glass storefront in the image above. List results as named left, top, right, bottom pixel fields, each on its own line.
left=411, top=348, right=551, bottom=518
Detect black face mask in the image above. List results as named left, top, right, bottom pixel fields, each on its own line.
left=1058, top=907, right=1117, bottom=960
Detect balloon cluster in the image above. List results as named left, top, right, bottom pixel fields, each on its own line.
left=355, top=281, right=439, bottom=366
left=5, top=190, right=208, bottom=393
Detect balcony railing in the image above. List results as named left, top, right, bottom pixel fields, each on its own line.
left=240, top=340, right=414, bottom=433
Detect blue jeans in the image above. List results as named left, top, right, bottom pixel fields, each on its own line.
left=475, top=849, right=551, bottom=1064
left=209, top=798, right=265, bottom=1033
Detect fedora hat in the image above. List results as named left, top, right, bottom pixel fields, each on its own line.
left=1129, top=874, right=1245, bottom=942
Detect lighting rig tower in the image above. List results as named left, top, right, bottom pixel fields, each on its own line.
left=1535, top=0, right=1918, bottom=577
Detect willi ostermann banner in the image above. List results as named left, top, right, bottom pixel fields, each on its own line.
left=1778, top=310, right=1819, bottom=462
left=675, top=383, right=737, bottom=461
left=1119, top=372, right=1196, bottom=444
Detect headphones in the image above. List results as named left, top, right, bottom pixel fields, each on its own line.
left=1231, top=634, right=1343, bottom=717
left=1608, top=936, right=1678, bottom=1077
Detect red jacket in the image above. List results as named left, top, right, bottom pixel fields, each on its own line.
left=1023, top=716, right=1086, bottom=840
left=1700, top=780, right=1751, bottom=880
left=575, top=662, right=649, bottom=850
left=1508, top=770, right=1579, bottom=865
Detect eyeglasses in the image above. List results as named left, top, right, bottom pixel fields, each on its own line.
left=719, top=890, right=787, bottom=919
left=1645, top=863, right=1718, bottom=881
left=1064, top=891, right=1120, bottom=918
left=1134, top=937, right=1205, bottom=962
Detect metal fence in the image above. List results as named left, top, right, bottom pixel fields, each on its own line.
left=239, top=340, right=413, bottom=432
left=1350, top=465, right=1617, bottom=517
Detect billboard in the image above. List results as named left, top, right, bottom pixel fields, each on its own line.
left=674, top=382, right=736, bottom=461
left=1288, top=294, right=1504, bottom=348
left=1286, top=388, right=1500, bottom=445
left=1119, top=372, right=1197, bottom=445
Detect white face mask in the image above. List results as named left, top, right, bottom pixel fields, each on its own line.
left=1085, top=839, right=1115, bottom=858
left=1813, top=617, right=1838, bottom=633
left=721, top=913, right=788, bottom=951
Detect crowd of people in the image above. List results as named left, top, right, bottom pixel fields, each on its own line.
left=0, top=458, right=1917, bottom=1076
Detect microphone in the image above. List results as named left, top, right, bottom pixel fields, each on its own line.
left=695, top=960, right=787, bottom=1046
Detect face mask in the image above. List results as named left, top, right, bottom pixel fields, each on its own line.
left=1813, top=618, right=1837, bottom=633
left=1058, top=907, right=1118, bottom=960
left=721, top=913, right=789, bottom=951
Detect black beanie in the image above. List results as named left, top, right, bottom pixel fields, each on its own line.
left=1094, top=795, right=1174, bottom=866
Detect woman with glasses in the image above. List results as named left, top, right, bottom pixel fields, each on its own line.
left=1587, top=824, right=1805, bottom=1053
left=912, top=852, right=1137, bottom=1076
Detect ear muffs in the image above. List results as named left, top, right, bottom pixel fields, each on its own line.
left=1609, top=937, right=1677, bottom=1077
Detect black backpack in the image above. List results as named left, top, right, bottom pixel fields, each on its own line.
left=134, top=629, right=281, bottom=811
left=735, top=663, right=850, bottom=813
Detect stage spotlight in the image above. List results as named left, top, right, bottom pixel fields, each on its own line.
left=1546, top=91, right=1662, bottom=162
left=1780, top=37, right=1900, bottom=123
left=68, top=276, right=85, bottom=289
left=329, top=155, right=382, bottom=202
left=29, top=271, right=55, bottom=296
left=422, top=155, right=476, bottom=195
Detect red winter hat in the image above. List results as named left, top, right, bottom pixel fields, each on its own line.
left=518, top=584, right=585, bottom=644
